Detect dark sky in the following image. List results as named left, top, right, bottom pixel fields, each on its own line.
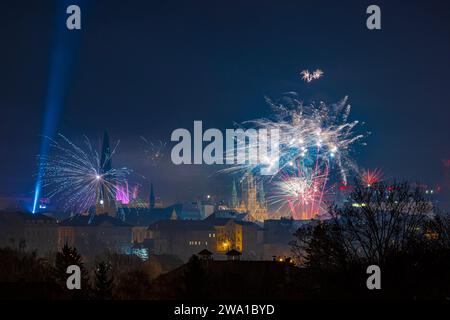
left=1, top=0, right=450, bottom=204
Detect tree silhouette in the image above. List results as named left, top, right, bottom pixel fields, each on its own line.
left=330, top=181, right=431, bottom=266
left=53, top=244, right=88, bottom=298
left=93, top=261, right=113, bottom=300
left=183, top=254, right=209, bottom=299
left=291, top=181, right=450, bottom=298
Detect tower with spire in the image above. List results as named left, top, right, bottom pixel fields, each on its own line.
left=231, top=179, right=238, bottom=208
left=230, top=173, right=269, bottom=222
left=95, top=130, right=117, bottom=217
left=257, top=180, right=266, bottom=207
left=149, top=182, right=155, bottom=210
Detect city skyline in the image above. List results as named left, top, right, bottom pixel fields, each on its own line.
left=1, top=0, right=450, bottom=305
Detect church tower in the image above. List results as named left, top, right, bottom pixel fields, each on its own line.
left=231, top=179, right=238, bottom=208
left=258, top=180, right=266, bottom=207
left=231, top=173, right=269, bottom=222
left=246, top=173, right=258, bottom=214
left=149, top=182, right=155, bottom=210
left=96, top=130, right=117, bottom=216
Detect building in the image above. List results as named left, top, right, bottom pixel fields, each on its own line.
left=180, top=200, right=215, bottom=220
left=231, top=174, right=269, bottom=222
left=120, top=204, right=181, bottom=244
left=147, top=219, right=212, bottom=261
left=0, top=211, right=58, bottom=255
left=179, top=201, right=202, bottom=220
left=58, top=214, right=133, bottom=258
left=146, top=212, right=263, bottom=261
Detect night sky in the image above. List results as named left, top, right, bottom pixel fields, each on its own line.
left=1, top=0, right=450, bottom=205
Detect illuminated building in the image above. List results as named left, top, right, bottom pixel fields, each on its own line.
left=146, top=212, right=263, bottom=261
left=215, top=219, right=243, bottom=252
left=116, top=181, right=130, bottom=205
left=231, top=174, right=269, bottom=222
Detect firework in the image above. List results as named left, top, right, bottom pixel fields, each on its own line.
left=269, top=159, right=330, bottom=219
left=360, top=168, right=383, bottom=187
left=230, top=95, right=366, bottom=182
left=141, top=136, right=167, bottom=165
left=300, top=69, right=324, bottom=83
left=38, top=134, right=131, bottom=213
left=223, top=93, right=367, bottom=219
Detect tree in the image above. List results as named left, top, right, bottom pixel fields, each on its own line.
left=53, top=244, right=88, bottom=298
left=0, top=247, right=59, bottom=299
left=93, top=261, right=113, bottom=300
left=114, top=270, right=152, bottom=299
left=290, top=181, right=450, bottom=298
left=183, top=254, right=209, bottom=299
left=330, top=181, right=431, bottom=266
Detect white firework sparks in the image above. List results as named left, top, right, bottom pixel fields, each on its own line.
left=38, top=134, right=131, bottom=213
left=223, top=93, right=367, bottom=219
left=300, top=69, right=324, bottom=83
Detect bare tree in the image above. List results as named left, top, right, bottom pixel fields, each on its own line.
left=332, top=182, right=432, bottom=265
left=292, top=181, right=433, bottom=267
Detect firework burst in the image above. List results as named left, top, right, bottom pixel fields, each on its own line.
left=300, top=69, right=324, bottom=83
left=38, top=134, right=131, bottom=213
left=223, top=93, right=367, bottom=219
left=360, top=168, right=383, bottom=187
left=270, top=159, right=330, bottom=219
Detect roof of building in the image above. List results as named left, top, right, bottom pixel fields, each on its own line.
left=147, top=214, right=263, bottom=232
left=198, top=249, right=213, bottom=256
left=0, top=211, right=57, bottom=224
left=148, top=219, right=212, bottom=231
left=207, top=210, right=247, bottom=220
left=121, top=204, right=182, bottom=226
left=146, top=210, right=265, bottom=233
left=59, top=214, right=131, bottom=227
left=226, top=249, right=242, bottom=256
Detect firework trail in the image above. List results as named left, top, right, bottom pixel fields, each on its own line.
left=222, top=93, right=367, bottom=219
left=140, top=136, right=167, bottom=166
left=38, top=134, right=131, bottom=213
